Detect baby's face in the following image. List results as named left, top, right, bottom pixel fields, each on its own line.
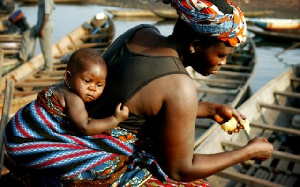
left=69, top=63, right=107, bottom=102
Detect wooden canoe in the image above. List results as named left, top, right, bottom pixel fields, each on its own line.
left=152, top=9, right=178, bottom=20
left=194, top=66, right=300, bottom=186
left=247, top=18, right=300, bottom=31
left=152, top=10, right=275, bottom=20
left=189, top=36, right=257, bottom=137
left=0, top=34, right=23, bottom=76
left=0, top=12, right=115, bottom=118
left=106, top=9, right=158, bottom=18
left=0, top=11, right=23, bottom=76
left=247, top=26, right=300, bottom=43
left=15, top=0, right=84, bottom=3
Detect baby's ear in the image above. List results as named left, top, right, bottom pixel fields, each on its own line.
left=64, top=71, right=72, bottom=84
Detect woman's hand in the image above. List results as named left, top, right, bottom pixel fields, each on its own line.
left=213, top=104, right=246, bottom=134
left=245, top=137, right=273, bottom=161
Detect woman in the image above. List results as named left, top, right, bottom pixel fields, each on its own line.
left=85, top=0, right=273, bottom=185
left=5, top=0, right=273, bottom=186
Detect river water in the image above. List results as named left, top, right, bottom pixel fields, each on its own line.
left=17, top=3, right=300, bottom=94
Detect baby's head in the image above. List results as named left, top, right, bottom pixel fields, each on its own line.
left=64, top=48, right=107, bottom=102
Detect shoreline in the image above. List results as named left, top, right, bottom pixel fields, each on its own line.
left=15, top=0, right=300, bottom=19
left=89, top=0, right=299, bottom=19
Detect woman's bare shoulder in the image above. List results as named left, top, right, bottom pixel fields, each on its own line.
left=129, top=28, right=177, bottom=57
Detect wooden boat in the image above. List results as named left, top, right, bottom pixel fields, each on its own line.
left=152, top=9, right=178, bottom=20
left=194, top=66, right=300, bottom=186
left=0, top=11, right=115, bottom=119
left=0, top=35, right=22, bottom=76
left=152, top=10, right=275, bottom=20
left=106, top=8, right=275, bottom=20
left=247, top=18, right=300, bottom=31
left=247, top=26, right=300, bottom=43
left=106, top=9, right=158, bottom=18
left=105, top=9, right=178, bottom=20
left=15, top=0, right=84, bottom=3
left=243, top=10, right=274, bottom=18
left=189, top=36, right=257, bottom=136
left=1, top=9, right=31, bottom=76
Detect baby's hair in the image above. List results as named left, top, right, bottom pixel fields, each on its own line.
left=67, top=48, right=106, bottom=73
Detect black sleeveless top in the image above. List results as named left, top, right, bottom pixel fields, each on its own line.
left=87, top=24, right=189, bottom=128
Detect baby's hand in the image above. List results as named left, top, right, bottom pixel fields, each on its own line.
left=114, top=103, right=129, bottom=123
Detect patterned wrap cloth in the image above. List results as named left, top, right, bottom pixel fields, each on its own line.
left=5, top=86, right=209, bottom=186
left=154, top=0, right=247, bottom=47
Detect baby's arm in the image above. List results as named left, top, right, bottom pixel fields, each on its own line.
left=65, top=95, right=128, bottom=135
left=84, top=103, right=129, bottom=135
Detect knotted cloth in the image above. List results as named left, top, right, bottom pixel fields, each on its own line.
left=4, top=86, right=166, bottom=186
left=154, top=0, right=247, bottom=47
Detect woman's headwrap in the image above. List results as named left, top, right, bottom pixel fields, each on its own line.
left=152, top=0, right=247, bottom=47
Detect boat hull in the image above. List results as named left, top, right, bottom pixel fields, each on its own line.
left=195, top=67, right=300, bottom=186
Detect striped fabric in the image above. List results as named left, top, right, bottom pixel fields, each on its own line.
left=4, top=86, right=167, bottom=186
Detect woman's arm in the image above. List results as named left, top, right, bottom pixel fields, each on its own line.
left=158, top=75, right=273, bottom=182
left=197, top=102, right=246, bottom=124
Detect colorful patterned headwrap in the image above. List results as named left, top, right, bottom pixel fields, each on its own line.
left=153, top=0, right=247, bottom=47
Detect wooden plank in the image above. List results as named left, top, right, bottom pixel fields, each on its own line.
left=222, top=141, right=300, bottom=164
left=0, top=50, right=3, bottom=82
left=0, top=38, right=22, bottom=43
left=276, top=158, right=290, bottom=173
left=15, top=81, right=60, bottom=88
left=274, top=173, right=285, bottom=184
left=272, top=151, right=300, bottom=165
left=22, top=77, right=63, bottom=82
left=80, top=33, right=113, bottom=40
left=215, top=70, right=250, bottom=78
left=285, top=175, right=298, bottom=187
left=53, top=64, right=67, bottom=70
left=259, top=103, right=300, bottom=115
left=261, top=141, right=281, bottom=168
left=274, top=91, right=300, bottom=99
left=292, top=163, right=300, bottom=175
left=35, top=70, right=65, bottom=77
left=197, top=88, right=238, bottom=95
left=229, top=53, right=253, bottom=59
left=290, top=78, right=300, bottom=90
left=221, top=64, right=253, bottom=71
left=245, top=164, right=257, bottom=175
left=13, top=91, right=39, bottom=97
left=193, top=78, right=245, bottom=85
left=250, top=122, right=300, bottom=136
left=0, top=35, right=22, bottom=39
left=254, top=168, right=269, bottom=180
left=216, top=169, right=284, bottom=187
left=0, top=79, right=14, bottom=178
left=291, top=78, right=300, bottom=83
left=2, top=49, right=19, bottom=55
left=69, top=42, right=110, bottom=49
left=0, top=44, right=21, bottom=50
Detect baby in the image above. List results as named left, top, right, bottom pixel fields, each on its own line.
left=51, top=48, right=129, bottom=135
